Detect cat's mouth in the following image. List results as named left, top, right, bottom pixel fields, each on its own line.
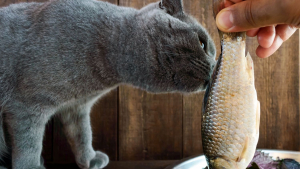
left=195, top=79, right=209, bottom=92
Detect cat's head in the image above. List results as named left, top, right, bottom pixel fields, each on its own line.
left=131, top=0, right=216, bottom=93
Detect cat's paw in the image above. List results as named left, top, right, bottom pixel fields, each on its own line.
left=89, top=151, right=109, bottom=169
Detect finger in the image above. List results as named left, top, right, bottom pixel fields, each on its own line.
left=276, top=24, right=297, bottom=41
left=246, top=28, right=260, bottom=37
left=257, top=26, right=276, bottom=48
left=216, top=0, right=292, bottom=32
left=256, top=35, right=283, bottom=58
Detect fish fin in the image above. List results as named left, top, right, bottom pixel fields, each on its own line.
left=245, top=52, right=255, bottom=84
left=245, top=52, right=253, bottom=69
left=256, top=101, right=260, bottom=135
left=237, top=136, right=249, bottom=162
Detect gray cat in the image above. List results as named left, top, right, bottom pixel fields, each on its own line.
left=0, top=0, right=216, bottom=168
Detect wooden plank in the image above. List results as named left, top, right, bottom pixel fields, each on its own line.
left=265, top=31, right=299, bottom=150
left=91, top=89, right=118, bottom=161
left=182, top=0, right=220, bottom=158
left=53, top=118, right=75, bottom=163
left=119, top=85, right=183, bottom=160
left=0, top=0, right=26, bottom=7
left=182, top=92, right=203, bottom=157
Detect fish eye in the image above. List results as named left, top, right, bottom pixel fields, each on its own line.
left=200, top=40, right=205, bottom=49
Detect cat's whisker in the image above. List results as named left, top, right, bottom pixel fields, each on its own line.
left=190, top=63, right=207, bottom=76
left=190, top=60, right=210, bottom=73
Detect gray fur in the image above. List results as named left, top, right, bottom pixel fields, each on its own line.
left=0, top=0, right=216, bottom=168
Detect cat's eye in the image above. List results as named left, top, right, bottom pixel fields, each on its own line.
left=199, top=41, right=205, bottom=49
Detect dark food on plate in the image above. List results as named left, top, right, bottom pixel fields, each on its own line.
left=247, top=151, right=300, bottom=169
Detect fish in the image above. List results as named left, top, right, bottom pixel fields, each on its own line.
left=201, top=1, right=260, bottom=168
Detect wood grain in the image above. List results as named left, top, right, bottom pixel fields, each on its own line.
left=53, top=118, right=75, bottom=163
left=91, top=89, right=118, bottom=161
left=0, top=0, right=26, bottom=7
left=119, top=85, right=183, bottom=160
left=267, top=31, right=299, bottom=150
left=182, top=0, right=220, bottom=158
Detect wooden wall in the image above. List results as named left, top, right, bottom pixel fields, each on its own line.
left=1, top=0, right=299, bottom=166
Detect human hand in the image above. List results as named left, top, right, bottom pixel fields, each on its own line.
left=215, top=0, right=299, bottom=58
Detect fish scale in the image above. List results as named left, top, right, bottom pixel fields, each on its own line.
left=202, top=32, right=260, bottom=169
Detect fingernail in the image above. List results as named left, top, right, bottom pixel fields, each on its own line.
left=217, top=10, right=234, bottom=30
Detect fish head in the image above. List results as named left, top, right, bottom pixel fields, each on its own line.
left=207, top=156, right=238, bottom=169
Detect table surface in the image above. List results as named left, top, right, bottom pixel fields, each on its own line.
left=45, top=161, right=178, bottom=169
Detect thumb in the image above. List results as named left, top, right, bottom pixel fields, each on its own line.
left=216, top=0, right=298, bottom=32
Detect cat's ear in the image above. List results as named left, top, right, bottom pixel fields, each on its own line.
left=160, top=0, right=183, bottom=15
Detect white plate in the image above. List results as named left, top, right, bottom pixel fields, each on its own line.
left=165, top=149, right=300, bottom=169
